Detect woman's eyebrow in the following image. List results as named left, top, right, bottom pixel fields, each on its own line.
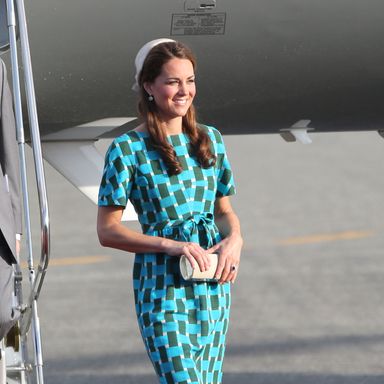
left=165, top=74, right=195, bottom=80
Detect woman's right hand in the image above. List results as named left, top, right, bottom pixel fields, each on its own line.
left=165, top=240, right=211, bottom=272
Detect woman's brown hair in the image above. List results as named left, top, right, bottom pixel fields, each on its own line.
left=137, top=41, right=216, bottom=175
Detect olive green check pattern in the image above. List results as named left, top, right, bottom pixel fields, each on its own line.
left=98, top=126, right=235, bottom=233
left=98, top=125, right=235, bottom=383
left=133, top=252, right=231, bottom=384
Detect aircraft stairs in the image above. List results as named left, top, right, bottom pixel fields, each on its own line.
left=1, top=0, right=50, bottom=383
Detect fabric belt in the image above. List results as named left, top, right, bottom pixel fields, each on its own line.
left=146, top=213, right=216, bottom=248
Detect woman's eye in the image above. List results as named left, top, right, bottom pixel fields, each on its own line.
left=166, top=79, right=195, bottom=85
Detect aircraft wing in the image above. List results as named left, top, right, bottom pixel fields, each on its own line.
left=41, top=118, right=139, bottom=220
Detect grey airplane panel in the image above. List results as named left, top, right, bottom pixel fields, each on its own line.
left=0, top=0, right=10, bottom=51
left=1, top=0, right=384, bottom=136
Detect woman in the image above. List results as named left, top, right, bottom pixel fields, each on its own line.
left=97, top=38, right=243, bottom=384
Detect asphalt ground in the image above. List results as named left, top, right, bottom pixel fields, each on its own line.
left=21, top=131, right=384, bottom=383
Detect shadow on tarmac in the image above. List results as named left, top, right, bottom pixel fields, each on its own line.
left=44, top=370, right=384, bottom=384
left=226, top=333, right=384, bottom=356
left=44, top=333, right=384, bottom=383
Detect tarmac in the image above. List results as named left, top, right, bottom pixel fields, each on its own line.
left=22, top=131, right=384, bottom=383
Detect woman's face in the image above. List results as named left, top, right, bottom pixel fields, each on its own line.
left=145, top=58, right=196, bottom=121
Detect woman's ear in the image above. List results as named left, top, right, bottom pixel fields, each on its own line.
left=143, top=82, right=152, bottom=96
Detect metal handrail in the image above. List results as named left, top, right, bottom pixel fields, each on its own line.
left=6, top=0, right=50, bottom=382
left=7, top=0, right=50, bottom=301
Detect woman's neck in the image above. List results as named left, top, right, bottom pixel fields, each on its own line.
left=161, top=117, right=183, bottom=136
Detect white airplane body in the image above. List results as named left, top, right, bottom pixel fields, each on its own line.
left=1, top=0, right=384, bottom=218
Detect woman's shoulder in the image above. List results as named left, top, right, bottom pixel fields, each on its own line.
left=198, top=124, right=224, bottom=143
left=103, top=132, right=145, bottom=169
left=111, top=129, right=145, bottom=150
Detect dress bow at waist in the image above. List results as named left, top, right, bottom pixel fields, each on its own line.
left=146, top=213, right=217, bottom=248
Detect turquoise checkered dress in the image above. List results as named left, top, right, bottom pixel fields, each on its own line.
left=98, top=125, right=235, bottom=384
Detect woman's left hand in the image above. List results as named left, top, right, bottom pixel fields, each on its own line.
left=207, top=233, right=243, bottom=284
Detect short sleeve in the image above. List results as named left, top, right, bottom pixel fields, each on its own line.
left=209, top=127, right=236, bottom=198
left=98, top=138, right=135, bottom=207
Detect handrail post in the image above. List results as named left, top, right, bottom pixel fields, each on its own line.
left=6, top=0, right=50, bottom=383
left=14, top=0, right=50, bottom=301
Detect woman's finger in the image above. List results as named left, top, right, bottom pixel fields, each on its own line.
left=219, top=262, right=231, bottom=284
left=228, top=266, right=239, bottom=284
left=182, top=249, right=197, bottom=270
left=214, top=254, right=226, bottom=280
left=206, top=243, right=220, bottom=254
left=195, top=244, right=211, bottom=272
left=183, top=244, right=208, bottom=272
left=219, top=259, right=240, bottom=284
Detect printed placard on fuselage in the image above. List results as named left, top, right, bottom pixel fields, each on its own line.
left=171, top=13, right=226, bottom=36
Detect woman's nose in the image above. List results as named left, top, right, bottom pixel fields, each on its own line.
left=177, top=82, right=188, bottom=95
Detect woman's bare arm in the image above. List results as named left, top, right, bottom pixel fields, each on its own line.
left=97, top=206, right=211, bottom=271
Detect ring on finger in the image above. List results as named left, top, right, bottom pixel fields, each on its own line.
left=230, top=265, right=237, bottom=272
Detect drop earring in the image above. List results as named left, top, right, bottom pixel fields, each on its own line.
left=148, top=94, right=154, bottom=101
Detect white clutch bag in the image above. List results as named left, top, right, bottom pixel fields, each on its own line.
left=179, top=253, right=218, bottom=281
